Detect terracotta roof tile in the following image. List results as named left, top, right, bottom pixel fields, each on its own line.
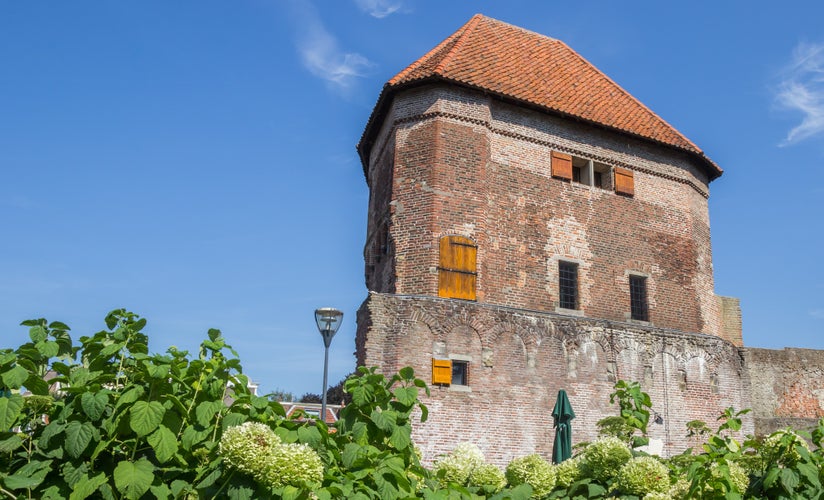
left=361, top=15, right=721, bottom=179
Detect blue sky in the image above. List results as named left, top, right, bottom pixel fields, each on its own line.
left=2, top=1, right=823, bottom=398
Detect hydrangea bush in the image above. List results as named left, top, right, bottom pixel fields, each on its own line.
left=468, top=463, right=507, bottom=493
left=580, top=436, right=633, bottom=483
left=505, top=453, right=556, bottom=498
left=614, top=456, right=670, bottom=496
left=553, top=454, right=583, bottom=488
left=433, top=442, right=485, bottom=486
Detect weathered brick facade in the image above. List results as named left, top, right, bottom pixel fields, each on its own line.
left=352, top=15, right=821, bottom=466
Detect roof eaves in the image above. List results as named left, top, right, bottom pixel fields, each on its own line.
left=360, top=76, right=723, bottom=182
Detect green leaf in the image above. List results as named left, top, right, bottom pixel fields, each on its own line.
left=227, top=482, right=255, bottom=500
left=196, top=467, right=222, bottom=489
left=24, top=373, right=50, bottom=395
left=0, top=351, right=15, bottom=366
left=69, top=472, right=108, bottom=500
left=63, top=461, right=90, bottom=487
left=150, top=483, right=172, bottom=499
left=399, top=366, right=414, bottom=380
left=36, top=340, right=60, bottom=358
left=4, top=473, right=44, bottom=490
left=587, top=483, right=607, bottom=496
left=65, top=420, right=95, bottom=458
left=780, top=468, right=800, bottom=492
left=389, top=424, right=412, bottom=450
left=146, top=363, right=170, bottom=379
left=195, top=400, right=222, bottom=427
left=29, top=325, right=47, bottom=343
left=181, top=425, right=210, bottom=450
left=147, top=425, right=177, bottom=463
left=6, top=459, right=52, bottom=489
left=113, top=458, right=154, bottom=500
left=49, top=321, right=71, bottom=331
left=130, top=401, right=165, bottom=436
left=116, top=386, right=145, bottom=408
left=81, top=391, right=109, bottom=421
left=222, top=412, right=247, bottom=430
left=39, top=421, right=66, bottom=448
left=170, top=480, right=190, bottom=498
left=374, top=471, right=400, bottom=500
left=69, top=367, right=98, bottom=387
left=297, top=424, right=322, bottom=448
left=99, top=342, right=125, bottom=358
left=342, top=443, right=362, bottom=469
left=371, top=408, right=397, bottom=431
left=0, top=433, right=23, bottom=453
left=2, top=365, right=29, bottom=389
left=0, top=394, right=24, bottom=429
left=763, top=467, right=780, bottom=488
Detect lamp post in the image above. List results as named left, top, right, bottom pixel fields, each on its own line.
left=314, top=307, right=343, bottom=423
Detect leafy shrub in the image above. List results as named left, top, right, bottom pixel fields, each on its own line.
left=505, top=453, right=556, bottom=498
left=580, top=436, right=632, bottom=483
left=614, top=456, right=670, bottom=496
left=760, top=428, right=810, bottom=467
left=0, top=311, right=291, bottom=499
left=709, top=461, right=748, bottom=494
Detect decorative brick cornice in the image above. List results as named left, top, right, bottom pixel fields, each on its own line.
left=388, top=111, right=710, bottom=199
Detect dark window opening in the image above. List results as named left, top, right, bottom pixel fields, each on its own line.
left=572, top=166, right=582, bottom=183
left=558, top=261, right=578, bottom=310
left=594, top=171, right=603, bottom=188
left=630, top=275, right=649, bottom=321
left=451, top=361, right=468, bottom=386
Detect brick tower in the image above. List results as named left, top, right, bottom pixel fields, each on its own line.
left=355, top=15, right=748, bottom=465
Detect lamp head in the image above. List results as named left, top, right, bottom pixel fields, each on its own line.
left=315, top=308, right=343, bottom=348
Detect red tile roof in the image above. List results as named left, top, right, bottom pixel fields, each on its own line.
left=359, top=14, right=721, bottom=180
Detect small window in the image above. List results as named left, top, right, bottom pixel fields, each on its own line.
left=614, top=167, right=635, bottom=196
left=630, top=275, right=649, bottom=321
left=593, top=162, right=612, bottom=190
left=432, top=358, right=452, bottom=385
left=451, top=361, right=469, bottom=386
left=558, top=261, right=578, bottom=310
left=551, top=151, right=573, bottom=180
left=438, top=236, right=477, bottom=300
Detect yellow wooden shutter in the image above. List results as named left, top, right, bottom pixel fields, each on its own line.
left=432, top=358, right=452, bottom=385
left=551, top=151, right=573, bottom=180
left=438, top=236, right=477, bottom=300
left=614, top=167, right=635, bottom=196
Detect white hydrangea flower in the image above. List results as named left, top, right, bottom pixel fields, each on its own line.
left=219, top=422, right=324, bottom=489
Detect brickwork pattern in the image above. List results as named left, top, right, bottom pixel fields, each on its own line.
left=745, top=348, right=824, bottom=435
left=357, top=293, right=752, bottom=466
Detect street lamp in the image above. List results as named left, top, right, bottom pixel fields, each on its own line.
left=314, top=307, right=343, bottom=422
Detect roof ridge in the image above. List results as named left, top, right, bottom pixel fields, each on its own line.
left=555, top=39, right=702, bottom=153
left=433, top=13, right=483, bottom=75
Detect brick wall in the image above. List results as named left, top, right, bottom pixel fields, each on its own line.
left=357, top=292, right=752, bottom=466
left=744, top=347, right=824, bottom=435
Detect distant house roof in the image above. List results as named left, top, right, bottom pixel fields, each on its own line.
left=358, top=14, right=722, bottom=180
left=281, top=402, right=341, bottom=425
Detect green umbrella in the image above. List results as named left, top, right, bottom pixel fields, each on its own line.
left=551, top=389, right=575, bottom=464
